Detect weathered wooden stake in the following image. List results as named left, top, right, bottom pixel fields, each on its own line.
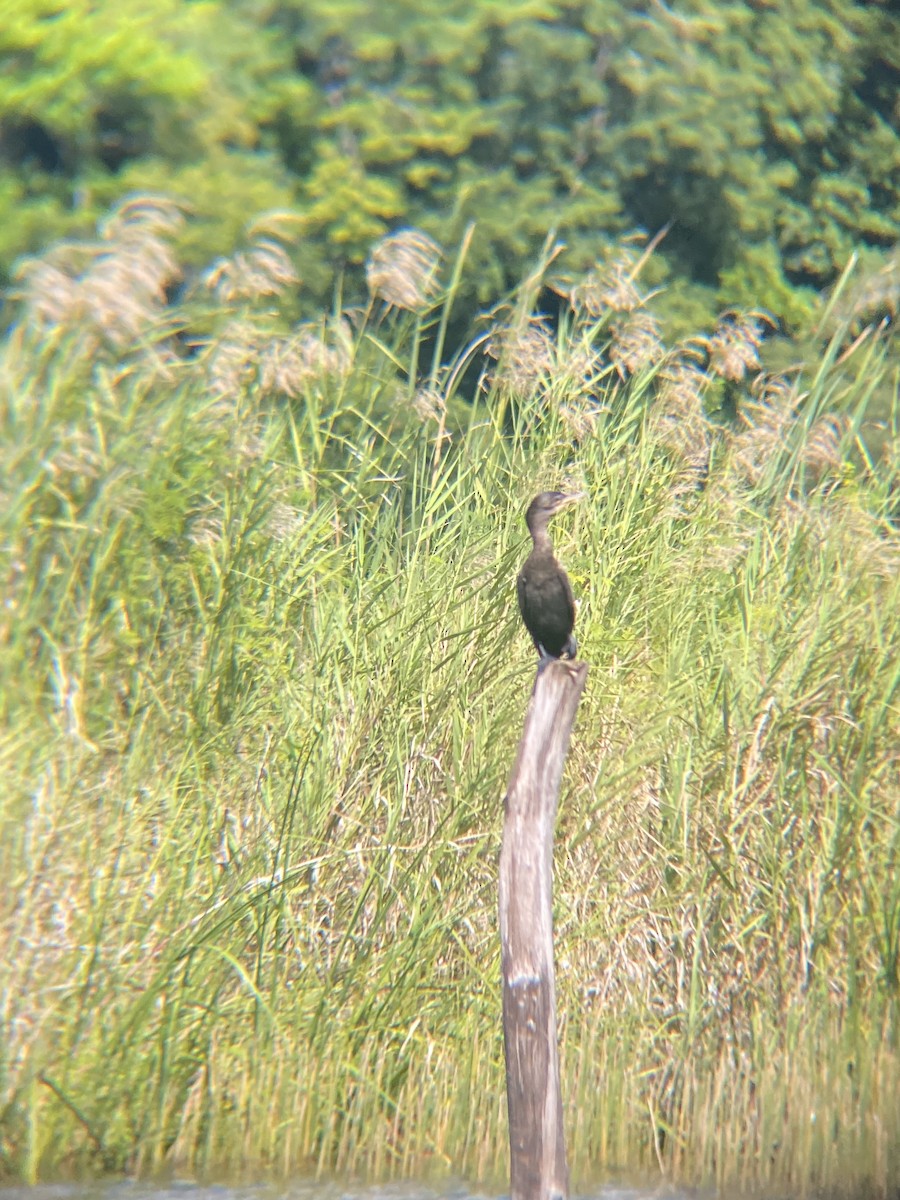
left=500, top=657, right=588, bottom=1200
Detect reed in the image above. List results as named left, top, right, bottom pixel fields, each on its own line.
left=1, top=204, right=898, bottom=1193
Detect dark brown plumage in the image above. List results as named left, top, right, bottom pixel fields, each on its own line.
left=516, top=491, right=583, bottom=659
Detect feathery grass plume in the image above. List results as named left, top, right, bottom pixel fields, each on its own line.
left=543, top=318, right=611, bottom=435
left=412, top=384, right=447, bottom=426
left=485, top=316, right=555, bottom=395
left=88, top=196, right=183, bottom=344
left=706, top=309, right=771, bottom=381
left=186, top=511, right=225, bottom=547
left=204, top=213, right=300, bottom=303
left=730, top=370, right=796, bottom=484
left=801, top=413, right=847, bottom=483
left=101, top=193, right=183, bottom=258
left=650, top=346, right=710, bottom=468
left=206, top=318, right=263, bottom=401
left=553, top=337, right=608, bottom=402
left=644, top=339, right=712, bottom=516
left=205, top=316, right=352, bottom=405
left=610, top=309, right=665, bottom=378
left=570, top=236, right=657, bottom=316
left=258, top=319, right=353, bottom=397
left=265, top=501, right=305, bottom=543
left=48, top=427, right=104, bottom=483
left=366, top=229, right=442, bottom=310
left=557, top=397, right=607, bottom=440
left=14, top=249, right=85, bottom=329
left=14, top=193, right=183, bottom=347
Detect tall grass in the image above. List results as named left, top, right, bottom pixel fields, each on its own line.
left=1, top=201, right=899, bottom=1193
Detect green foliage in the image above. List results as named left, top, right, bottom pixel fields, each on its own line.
left=0, top=0, right=205, bottom=131
left=2, top=0, right=899, bottom=329
left=0, top=0, right=306, bottom=272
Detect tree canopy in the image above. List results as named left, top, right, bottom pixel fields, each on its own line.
left=2, top=0, right=899, bottom=328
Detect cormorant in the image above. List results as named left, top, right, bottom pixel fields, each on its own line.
left=517, top=491, right=584, bottom=660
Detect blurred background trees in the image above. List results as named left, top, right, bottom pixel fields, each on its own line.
left=2, top=0, right=899, bottom=330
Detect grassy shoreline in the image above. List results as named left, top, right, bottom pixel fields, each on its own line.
left=2, top=203, right=899, bottom=1193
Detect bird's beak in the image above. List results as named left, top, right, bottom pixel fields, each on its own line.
left=558, top=491, right=586, bottom=509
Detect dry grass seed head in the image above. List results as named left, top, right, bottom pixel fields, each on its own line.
left=648, top=350, right=712, bottom=511
left=548, top=340, right=608, bottom=430
left=205, top=238, right=299, bottom=303
left=706, top=310, right=771, bottom=382
left=16, top=258, right=84, bottom=329
left=206, top=317, right=351, bottom=402
left=650, top=349, right=710, bottom=460
left=485, top=317, right=555, bottom=395
left=49, top=428, right=105, bottom=484
left=558, top=398, right=607, bottom=440
left=802, top=414, right=847, bottom=482
left=259, top=322, right=352, bottom=398
left=366, top=229, right=442, bottom=311
left=553, top=341, right=606, bottom=398
left=15, top=195, right=183, bottom=346
left=101, top=194, right=184, bottom=243
left=266, top=502, right=305, bottom=543
left=85, top=250, right=175, bottom=345
left=412, top=385, right=447, bottom=425
left=206, top=319, right=263, bottom=401
left=570, top=239, right=651, bottom=316
left=729, top=371, right=797, bottom=485
left=610, top=309, right=665, bottom=378
left=187, top=511, right=225, bottom=547
left=89, top=194, right=183, bottom=344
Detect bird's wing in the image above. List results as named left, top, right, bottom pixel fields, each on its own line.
left=517, top=562, right=576, bottom=619
left=517, top=562, right=576, bottom=649
left=516, top=568, right=527, bottom=617
left=558, top=566, right=576, bottom=625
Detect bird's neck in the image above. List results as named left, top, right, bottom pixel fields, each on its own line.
left=529, top=527, right=554, bottom=554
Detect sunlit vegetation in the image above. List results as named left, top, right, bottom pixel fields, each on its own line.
left=2, top=0, right=899, bottom=327
left=1, top=199, right=899, bottom=1195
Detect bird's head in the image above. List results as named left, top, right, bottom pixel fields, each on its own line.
left=525, top=490, right=585, bottom=534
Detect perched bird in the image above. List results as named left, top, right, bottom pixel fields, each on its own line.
left=517, top=491, right=584, bottom=660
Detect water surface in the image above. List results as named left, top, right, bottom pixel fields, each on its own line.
left=0, top=1180, right=701, bottom=1200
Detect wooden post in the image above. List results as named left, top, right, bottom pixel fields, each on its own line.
left=500, top=658, right=588, bottom=1200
